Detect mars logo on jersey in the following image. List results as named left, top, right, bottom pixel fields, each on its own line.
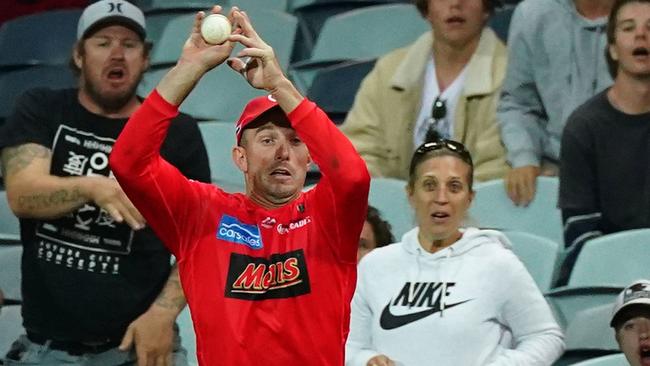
left=225, top=249, right=311, bottom=300
left=217, top=215, right=263, bottom=249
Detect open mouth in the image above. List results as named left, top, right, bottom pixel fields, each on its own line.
left=640, top=345, right=650, bottom=366
left=431, top=212, right=450, bottom=220
left=633, top=47, right=650, bottom=57
left=446, top=16, right=466, bottom=25
left=107, top=67, right=125, bottom=80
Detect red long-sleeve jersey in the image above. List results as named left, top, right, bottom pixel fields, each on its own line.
left=110, top=90, right=370, bottom=365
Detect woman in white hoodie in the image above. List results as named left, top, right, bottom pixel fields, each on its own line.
left=346, top=139, right=565, bottom=366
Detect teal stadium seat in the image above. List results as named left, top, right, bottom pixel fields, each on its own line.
left=0, top=191, right=20, bottom=240
left=554, top=303, right=619, bottom=366
left=0, top=9, right=81, bottom=69
left=487, top=4, right=515, bottom=42
left=503, top=231, right=561, bottom=292
left=468, top=177, right=564, bottom=245
left=0, top=305, right=24, bottom=359
left=198, top=122, right=245, bottom=192
left=233, top=0, right=288, bottom=12
left=289, top=3, right=428, bottom=92
left=368, top=178, right=413, bottom=240
left=568, top=354, right=627, bottom=366
left=139, top=65, right=266, bottom=121
left=306, top=58, right=376, bottom=124
left=177, top=306, right=198, bottom=365
left=148, top=9, right=297, bottom=70
left=140, top=9, right=297, bottom=121
left=0, top=66, right=77, bottom=122
left=137, top=0, right=216, bottom=13
left=0, top=245, right=22, bottom=302
left=546, top=229, right=650, bottom=327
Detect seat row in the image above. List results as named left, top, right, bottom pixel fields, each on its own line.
left=0, top=2, right=518, bottom=125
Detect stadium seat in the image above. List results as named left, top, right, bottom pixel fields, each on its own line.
left=0, top=305, right=24, bottom=359
left=368, top=178, right=412, bottom=240
left=567, top=353, right=627, bottom=366
left=0, top=65, right=77, bottom=123
left=139, top=66, right=265, bottom=121
left=234, top=0, right=288, bottom=12
left=545, top=229, right=650, bottom=327
left=503, top=231, right=561, bottom=292
left=0, top=191, right=20, bottom=240
left=149, top=9, right=297, bottom=70
left=0, top=9, right=81, bottom=69
left=487, top=4, right=515, bottom=42
left=554, top=304, right=619, bottom=366
left=468, top=177, right=564, bottom=245
left=0, top=245, right=22, bottom=302
left=306, top=58, right=376, bottom=124
left=198, top=122, right=246, bottom=192
left=178, top=306, right=197, bottom=365
left=289, top=3, right=428, bottom=92
left=137, top=0, right=215, bottom=13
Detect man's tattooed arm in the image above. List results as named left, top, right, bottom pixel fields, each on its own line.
left=1, top=144, right=90, bottom=218
left=153, top=264, right=186, bottom=313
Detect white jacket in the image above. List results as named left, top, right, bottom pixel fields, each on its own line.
left=346, top=227, right=565, bottom=366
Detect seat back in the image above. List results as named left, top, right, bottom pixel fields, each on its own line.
left=150, top=9, right=297, bottom=70
left=0, top=191, right=20, bottom=238
left=0, top=245, right=22, bottom=302
left=0, top=66, right=77, bottom=122
left=139, top=66, right=265, bottom=122
left=368, top=178, right=412, bottom=240
left=568, top=353, right=627, bottom=366
left=198, top=122, right=245, bottom=192
left=177, top=306, right=197, bottom=365
left=0, top=9, right=81, bottom=69
left=311, top=4, right=427, bottom=61
left=569, top=229, right=650, bottom=287
left=138, top=0, right=215, bottom=13
left=487, top=5, right=515, bottom=42
left=0, top=305, right=24, bottom=358
left=564, top=303, right=618, bottom=351
left=503, top=231, right=560, bottom=292
left=289, top=3, right=427, bottom=91
left=468, top=177, right=563, bottom=245
left=306, top=58, right=375, bottom=124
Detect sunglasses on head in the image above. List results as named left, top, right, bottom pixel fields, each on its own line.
left=414, top=139, right=473, bottom=167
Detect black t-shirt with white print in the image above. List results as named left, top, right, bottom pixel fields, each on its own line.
left=0, top=88, right=210, bottom=342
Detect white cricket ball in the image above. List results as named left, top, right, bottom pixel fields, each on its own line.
left=201, top=14, right=232, bottom=45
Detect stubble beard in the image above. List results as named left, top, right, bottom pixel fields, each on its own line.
left=82, top=71, right=142, bottom=113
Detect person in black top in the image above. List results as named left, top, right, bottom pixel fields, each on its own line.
left=0, top=1, right=210, bottom=365
left=559, top=0, right=650, bottom=283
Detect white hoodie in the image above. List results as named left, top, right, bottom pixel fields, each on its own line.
left=346, top=227, right=565, bottom=366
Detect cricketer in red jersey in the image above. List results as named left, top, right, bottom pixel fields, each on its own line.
left=109, top=6, right=370, bottom=366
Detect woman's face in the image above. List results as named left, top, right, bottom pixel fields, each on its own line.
left=408, top=155, right=474, bottom=249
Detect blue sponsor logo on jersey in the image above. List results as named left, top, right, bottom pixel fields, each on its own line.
left=217, top=215, right=263, bottom=250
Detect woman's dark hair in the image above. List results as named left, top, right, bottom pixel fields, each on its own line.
left=605, top=0, right=650, bottom=78
left=366, top=205, right=395, bottom=247
left=413, top=0, right=500, bottom=17
left=407, top=139, right=474, bottom=191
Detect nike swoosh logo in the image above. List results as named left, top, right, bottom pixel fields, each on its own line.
left=379, top=299, right=472, bottom=330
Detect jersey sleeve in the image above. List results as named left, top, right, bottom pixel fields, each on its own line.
left=162, top=113, right=211, bottom=183
left=110, top=90, right=224, bottom=258
left=288, top=99, right=370, bottom=263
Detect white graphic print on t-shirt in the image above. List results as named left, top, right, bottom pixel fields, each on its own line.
left=35, top=125, right=133, bottom=275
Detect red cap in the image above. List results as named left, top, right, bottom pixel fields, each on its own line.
left=235, top=94, right=282, bottom=144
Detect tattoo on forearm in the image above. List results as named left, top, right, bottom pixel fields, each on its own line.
left=18, top=188, right=83, bottom=210
left=155, top=271, right=186, bottom=311
left=1, top=144, right=50, bottom=176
